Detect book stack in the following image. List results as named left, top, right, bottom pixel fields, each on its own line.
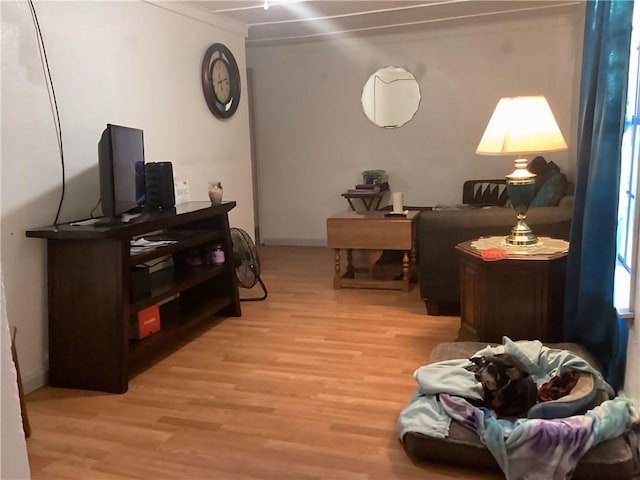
left=346, top=182, right=389, bottom=194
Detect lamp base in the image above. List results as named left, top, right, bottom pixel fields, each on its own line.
left=505, top=158, right=538, bottom=246
left=506, top=219, right=538, bottom=246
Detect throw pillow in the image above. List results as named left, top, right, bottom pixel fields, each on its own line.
left=471, top=183, right=509, bottom=206
left=472, top=183, right=494, bottom=204
left=530, top=173, right=562, bottom=207
left=483, top=184, right=499, bottom=204
left=528, top=157, right=561, bottom=192
left=528, top=155, right=548, bottom=177
left=548, top=173, right=568, bottom=206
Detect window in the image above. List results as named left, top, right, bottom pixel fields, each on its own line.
left=616, top=1, right=640, bottom=315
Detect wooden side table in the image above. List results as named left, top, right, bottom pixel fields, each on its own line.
left=456, top=237, right=568, bottom=343
left=326, top=210, right=418, bottom=291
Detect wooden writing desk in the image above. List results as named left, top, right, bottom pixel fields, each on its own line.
left=326, top=210, right=418, bottom=291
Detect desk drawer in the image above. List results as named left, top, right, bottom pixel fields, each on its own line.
left=326, top=217, right=414, bottom=250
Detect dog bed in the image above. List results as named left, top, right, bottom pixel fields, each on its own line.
left=400, top=341, right=638, bottom=479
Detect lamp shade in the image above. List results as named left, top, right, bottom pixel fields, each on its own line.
left=476, top=96, right=568, bottom=155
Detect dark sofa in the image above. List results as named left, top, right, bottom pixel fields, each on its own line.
left=417, top=158, right=573, bottom=315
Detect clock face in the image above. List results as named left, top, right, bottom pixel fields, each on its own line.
left=201, top=43, right=241, bottom=119
left=211, top=58, right=231, bottom=104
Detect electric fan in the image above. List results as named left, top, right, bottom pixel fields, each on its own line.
left=230, top=227, right=267, bottom=301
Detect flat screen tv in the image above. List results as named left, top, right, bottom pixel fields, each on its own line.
left=98, top=124, right=146, bottom=219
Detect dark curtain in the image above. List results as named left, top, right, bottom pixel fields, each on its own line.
left=563, top=0, right=634, bottom=391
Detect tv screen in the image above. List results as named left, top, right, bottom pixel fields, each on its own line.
left=98, top=124, right=145, bottom=218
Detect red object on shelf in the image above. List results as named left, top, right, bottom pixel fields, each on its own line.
left=480, top=248, right=509, bottom=262
left=132, top=305, right=161, bottom=339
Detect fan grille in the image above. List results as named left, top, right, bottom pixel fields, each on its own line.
left=231, top=228, right=260, bottom=288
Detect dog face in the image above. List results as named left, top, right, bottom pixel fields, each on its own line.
left=468, top=354, right=527, bottom=392
left=467, top=353, right=538, bottom=417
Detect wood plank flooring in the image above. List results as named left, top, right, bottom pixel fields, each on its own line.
left=25, top=246, right=502, bottom=480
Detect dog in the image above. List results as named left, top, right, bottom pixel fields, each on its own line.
left=466, top=353, right=538, bottom=417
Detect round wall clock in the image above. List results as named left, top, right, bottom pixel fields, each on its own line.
left=201, top=43, right=241, bottom=119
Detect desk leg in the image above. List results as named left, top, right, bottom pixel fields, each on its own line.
left=345, top=249, right=355, bottom=278
left=402, top=251, right=410, bottom=292
left=333, top=249, right=342, bottom=289
left=368, top=249, right=383, bottom=275
left=410, top=245, right=417, bottom=281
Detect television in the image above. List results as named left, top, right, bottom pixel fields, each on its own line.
left=98, top=124, right=146, bottom=219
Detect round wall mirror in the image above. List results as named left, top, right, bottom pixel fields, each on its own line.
left=361, top=66, right=421, bottom=128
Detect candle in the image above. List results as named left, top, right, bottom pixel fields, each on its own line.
left=392, top=192, right=403, bottom=213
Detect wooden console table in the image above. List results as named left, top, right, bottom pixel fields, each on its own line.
left=326, top=210, right=418, bottom=291
left=456, top=237, right=568, bottom=343
left=26, top=202, right=241, bottom=393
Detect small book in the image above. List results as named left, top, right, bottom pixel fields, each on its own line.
left=385, top=211, right=408, bottom=217
left=347, top=187, right=381, bottom=194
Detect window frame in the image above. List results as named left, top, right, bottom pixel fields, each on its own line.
left=616, top=1, right=640, bottom=319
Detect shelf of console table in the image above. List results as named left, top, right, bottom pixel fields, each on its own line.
left=26, top=201, right=241, bottom=393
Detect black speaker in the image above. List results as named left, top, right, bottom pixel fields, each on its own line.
left=145, top=162, right=175, bottom=210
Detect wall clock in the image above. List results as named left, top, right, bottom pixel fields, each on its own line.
left=201, top=43, right=241, bottom=119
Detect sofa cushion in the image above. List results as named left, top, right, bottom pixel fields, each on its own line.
left=549, top=173, right=569, bottom=206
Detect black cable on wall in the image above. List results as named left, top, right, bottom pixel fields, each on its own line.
left=28, top=1, right=65, bottom=226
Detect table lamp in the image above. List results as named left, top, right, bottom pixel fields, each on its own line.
left=476, top=95, right=568, bottom=245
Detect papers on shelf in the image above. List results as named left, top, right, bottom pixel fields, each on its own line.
left=130, top=237, right=177, bottom=255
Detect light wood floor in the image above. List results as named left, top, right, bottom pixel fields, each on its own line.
left=25, top=246, right=502, bottom=480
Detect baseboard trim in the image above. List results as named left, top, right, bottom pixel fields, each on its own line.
left=22, top=369, right=48, bottom=394
left=261, top=238, right=327, bottom=247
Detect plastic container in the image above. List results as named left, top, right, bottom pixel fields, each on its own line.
left=212, top=244, right=225, bottom=265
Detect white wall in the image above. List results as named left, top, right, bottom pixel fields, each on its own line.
left=626, top=324, right=639, bottom=405
left=248, top=8, right=584, bottom=245
left=1, top=0, right=254, bottom=392
left=0, top=271, right=30, bottom=479
left=625, top=276, right=640, bottom=404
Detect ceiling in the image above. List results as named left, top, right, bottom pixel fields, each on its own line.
left=189, top=0, right=582, bottom=47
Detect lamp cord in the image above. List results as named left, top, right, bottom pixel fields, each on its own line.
left=28, top=1, right=65, bottom=226
left=90, top=197, right=101, bottom=219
